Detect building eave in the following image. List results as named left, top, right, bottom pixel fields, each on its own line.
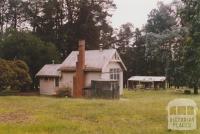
left=36, top=75, right=60, bottom=78
left=59, top=67, right=102, bottom=72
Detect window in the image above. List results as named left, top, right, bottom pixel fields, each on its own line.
left=55, top=78, right=59, bottom=87
left=110, top=68, right=120, bottom=80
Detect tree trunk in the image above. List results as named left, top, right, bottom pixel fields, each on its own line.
left=194, top=85, right=198, bottom=94
left=14, top=9, right=17, bottom=30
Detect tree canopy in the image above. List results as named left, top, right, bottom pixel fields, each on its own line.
left=0, top=30, right=60, bottom=88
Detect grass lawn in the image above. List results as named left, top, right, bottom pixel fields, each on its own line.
left=0, top=89, right=200, bottom=134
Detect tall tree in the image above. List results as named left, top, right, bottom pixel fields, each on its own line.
left=0, top=0, right=8, bottom=37
left=116, top=23, right=134, bottom=54
left=132, top=28, right=146, bottom=75
left=25, top=0, right=116, bottom=58
left=144, top=1, right=186, bottom=84
left=145, top=1, right=177, bottom=33
left=7, top=0, right=26, bottom=30
left=24, top=0, right=45, bottom=32
left=115, top=24, right=147, bottom=82
left=180, top=0, right=200, bottom=94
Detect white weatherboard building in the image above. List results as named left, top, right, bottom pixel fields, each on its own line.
left=36, top=42, right=127, bottom=96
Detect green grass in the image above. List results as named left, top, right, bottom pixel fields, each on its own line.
left=0, top=89, right=200, bottom=134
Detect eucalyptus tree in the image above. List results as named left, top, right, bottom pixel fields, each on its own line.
left=144, top=1, right=187, bottom=87
left=0, top=0, right=8, bottom=37
left=180, top=0, right=200, bottom=94
left=24, top=0, right=116, bottom=58
left=6, top=0, right=27, bottom=30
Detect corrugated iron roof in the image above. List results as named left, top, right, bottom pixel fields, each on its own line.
left=36, top=49, right=127, bottom=77
left=36, top=64, right=61, bottom=77
left=60, top=49, right=118, bottom=71
left=128, top=76, right=166, bottom=82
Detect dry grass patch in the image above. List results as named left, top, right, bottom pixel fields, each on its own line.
left=0, top=110, right=31, bottom=123
left=0, top=89, right=199, bottom=134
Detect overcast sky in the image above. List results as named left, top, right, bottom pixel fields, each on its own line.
left=111, top=0, right=173, bottom=28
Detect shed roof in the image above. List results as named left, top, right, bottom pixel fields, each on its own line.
left=128, top=76, right=166, bottom=82
left=36, top=64, right=61, bottom=77
left=59, top=49, right=126, bottom=71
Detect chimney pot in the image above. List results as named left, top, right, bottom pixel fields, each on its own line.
left=99, top=44, right=103, bottom=52
left=79, top=40, right=85, bottom=47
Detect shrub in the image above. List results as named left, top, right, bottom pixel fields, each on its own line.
left=0, top=59, right=14, bottom=91
left=10, top=60, right=32, bottom=91
left=0, top=59, right=32, bottom=91
left=55, top=87, right=72, bottom=97
left=184, top=89, right=191, bottom=94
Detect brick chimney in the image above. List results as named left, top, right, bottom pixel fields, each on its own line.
left=73, top=40, right=85, bottom=97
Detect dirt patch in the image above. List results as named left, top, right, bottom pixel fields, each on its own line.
left=0, top=111, right=31, bottom=123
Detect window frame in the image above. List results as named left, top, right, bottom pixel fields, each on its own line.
left=110, top=68, right=120, bottom=80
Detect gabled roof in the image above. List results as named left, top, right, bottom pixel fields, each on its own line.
left=36, top=64, right=61, bottom=77
left=128, top=76, right=166, bottom=82
left=59, top=49, right=126, bottom=71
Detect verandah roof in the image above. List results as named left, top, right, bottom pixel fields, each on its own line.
left=128, top=76, right=166, bottom=82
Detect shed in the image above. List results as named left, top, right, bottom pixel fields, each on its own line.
left=128, top=76, right=166, bottom=89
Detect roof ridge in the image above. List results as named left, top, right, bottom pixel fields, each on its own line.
left=71, top=49, right=116, bottom=52
left=45, top=64, right=61, bottom=66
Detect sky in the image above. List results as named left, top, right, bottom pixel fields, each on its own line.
left=111, top=0, right=173, bottom=28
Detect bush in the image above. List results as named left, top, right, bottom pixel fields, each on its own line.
left=10, top=60, right=32, bottom=91
left=55, top=87, right=72, bottom=97
left=0, top=59, right=32, bottom=91
left=184, top=89, right=191, bottom=94
left=0, top=59, right=14, bottom=91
